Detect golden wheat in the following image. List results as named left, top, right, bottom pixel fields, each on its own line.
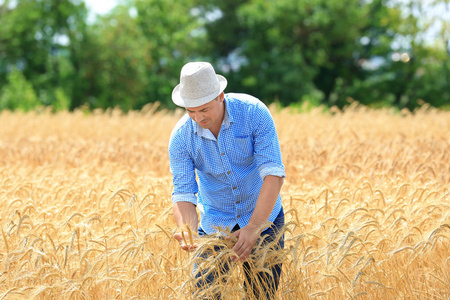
left=0, top=103, right=449, bottom=299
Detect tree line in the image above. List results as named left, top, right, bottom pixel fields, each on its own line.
left=0, top=0, right=449, bottom=112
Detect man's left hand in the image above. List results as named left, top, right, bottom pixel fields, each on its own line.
left=230, top=224, right=260, bottom=261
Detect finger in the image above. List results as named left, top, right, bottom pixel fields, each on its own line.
left=174, top=232, right=198, bottom=251
left=181, top=244, right=193, bottom=251
left=230, top=249, right=241, bottom=261
left=174, top=235, right=184, bottom=247
left=181, top=231, right=188, bottom=246
left=180, top=242, right=198, bottom=252
left=231, top=229, right=241, bottom=239
left=239, top=247, right=251, bottom=261
left=234, top=240, right=250, bottom=257
left=231, top=242, right=243, bottom=261
left=232, top=240, right=244, bottom=253
left=188, top=243, right=198, bottom=251
left=231, top=246, right=248, bottom=261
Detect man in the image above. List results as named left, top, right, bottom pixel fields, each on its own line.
left=169, top=61, right=285, bottom=299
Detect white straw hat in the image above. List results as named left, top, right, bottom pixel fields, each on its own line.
left=172, top=62, right=227, bottom=108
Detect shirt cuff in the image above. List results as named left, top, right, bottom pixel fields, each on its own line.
left=258, top=163, right=286, bottom=180
left=172, top=193, right=198, bottom=206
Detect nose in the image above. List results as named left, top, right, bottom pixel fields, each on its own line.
left=194, top=113, right=205, bottom=123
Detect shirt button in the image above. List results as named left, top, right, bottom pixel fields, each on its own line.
left=237, top=215, right=240, bottom=218
left=221, top=152, right=225, bottom=156
left=227, top=171, right=231, bottom=175
left=233, top=186, right=237, bottom=190
left=236, top=201, right=240, bottom=204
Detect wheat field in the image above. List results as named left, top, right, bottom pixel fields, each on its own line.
left=0, top=104, right=449, bottom=299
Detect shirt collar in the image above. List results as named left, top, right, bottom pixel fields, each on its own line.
left=224, top=95, right=234, bottom=125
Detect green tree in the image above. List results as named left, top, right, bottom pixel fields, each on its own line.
left=346, top=0, right=450, bottom=110
left=388, top=0, right=450, bottom=109
left=76, top=0, right=208, bottom=110
left=133, top=0, right=208, bottom=108
left=192, top=0, right=449, bottom=110
left=188, top=0, right=400, bottom=106
left=74, top=5, right=152, bottom=111
left=1, top=0, right=447, bottom=111
left=0, top=0, right=87, bottom=110
left=236, top=0, right=402, bottom=107
left=0, top=68, right=40, bottom=111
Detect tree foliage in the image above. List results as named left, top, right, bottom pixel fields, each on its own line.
left=0, top=0, right=448, bottom=111
left=0, top=68, right=39, bottom=111
left=0, top=0, right=87, bottom=110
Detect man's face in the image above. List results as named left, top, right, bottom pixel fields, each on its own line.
left=186, top=95, right=224, bottom=130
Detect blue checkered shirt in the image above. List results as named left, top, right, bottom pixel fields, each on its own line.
left=169, top=93, right=285, bottom=235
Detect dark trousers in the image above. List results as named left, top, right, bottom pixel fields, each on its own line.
left=193, top=208, right=285, bottom=299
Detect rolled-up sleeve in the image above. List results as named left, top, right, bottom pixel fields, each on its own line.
left=169, top=129, right=198, bottom=206
left=253, top=102, right=286, bottom=180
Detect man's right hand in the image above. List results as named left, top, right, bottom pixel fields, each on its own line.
left=173, top=231, right=198, bottom=252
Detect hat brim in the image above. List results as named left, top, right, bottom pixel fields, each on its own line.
left=172, top=75, right=227, bottom=108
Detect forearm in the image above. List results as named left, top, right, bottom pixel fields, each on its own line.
left=248, top=175, right=284, bottom=231
left=173, top=201, right=199, bottom=231
left=231, top=175, right=284, bottom=261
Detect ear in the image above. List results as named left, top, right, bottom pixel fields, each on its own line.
left=218, top=92, right=225, bottom=102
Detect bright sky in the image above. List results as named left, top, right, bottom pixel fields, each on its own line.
left=85, top=0, right=118, bottom=15
left=84, top=0, right=118, bottom=22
